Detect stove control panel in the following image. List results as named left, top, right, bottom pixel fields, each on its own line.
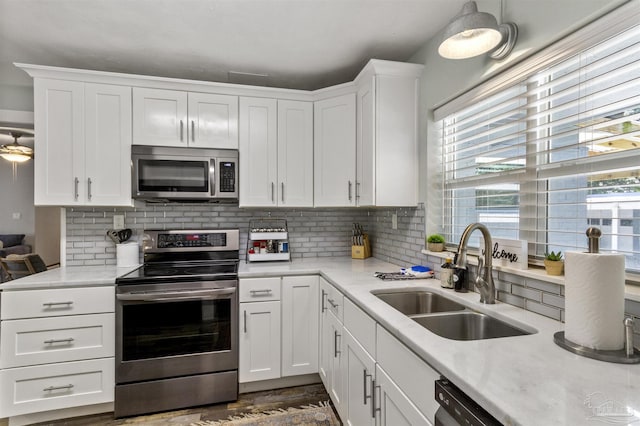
left=145, top=229, right=240, bottom=252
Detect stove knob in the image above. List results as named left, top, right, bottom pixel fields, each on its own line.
left=176, top=241, right=183, bottom=247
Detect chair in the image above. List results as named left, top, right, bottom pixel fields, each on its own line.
left=0, top=254, right=47, bottom=281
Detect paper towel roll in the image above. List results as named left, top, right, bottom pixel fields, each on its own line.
left=116, top=242, right=139, bottom=268
left=565, top=251, right=625, bottom=350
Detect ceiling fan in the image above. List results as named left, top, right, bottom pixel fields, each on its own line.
left=0, top=128, right=34, bottom=163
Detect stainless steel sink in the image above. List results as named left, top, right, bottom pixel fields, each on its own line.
left=373, top=291, right=466, bottom=315
left=412, top=312, right=532, bottom=340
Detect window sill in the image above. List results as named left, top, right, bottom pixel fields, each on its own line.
left=421, top=249, right=640, bottom=302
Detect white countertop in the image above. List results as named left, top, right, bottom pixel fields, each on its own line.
left=2, top=258, right=639, bottom=425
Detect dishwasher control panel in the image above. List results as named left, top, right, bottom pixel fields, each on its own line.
left=435, top=378, right=502, bottom=426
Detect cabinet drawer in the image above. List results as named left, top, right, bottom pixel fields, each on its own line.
left=1, top=313, right=115, bottom=368
left=239, top=277, right=281, bottom=302
left=1, top=287, right=115, bottom=320
left=320, top=278, right=343, bottom=321
left=0, top=358, right=115, bottom=417
left=376, top=325, right=440, bottom=422
left=344, top=298, right=376, bottom=356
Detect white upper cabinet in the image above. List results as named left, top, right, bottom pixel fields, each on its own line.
left=239, top=97, right=278, bottom=207
left=239, top=98, right=313, bottom=207
left=355, top=61, right=422, bottom=207
left=133, top=88, right=238, bottom=149
left=277, top=100, right=313, bottom=207
left=314, top=93, right=356, bottom=207
left=34, top=78, right=132, bottom=206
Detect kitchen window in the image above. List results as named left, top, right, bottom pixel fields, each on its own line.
left=438, top=21, right=640, bottom=273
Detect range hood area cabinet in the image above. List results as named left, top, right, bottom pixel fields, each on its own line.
left=239, top=98, right=313, bottom=207
left=132, top=88, right=238, bottom=149
left=355, top=64, right=422, bottom=207
left=33, top=78, right=132, bottom=206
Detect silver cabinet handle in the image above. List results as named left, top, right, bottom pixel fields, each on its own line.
left=334, top=330, right=341, bottom=358
left=363, top=369, right=372, bottom=405
left=281, top=182, right=285, bottom=203
left=348, top=180, right=353, bottom=201
left=87, top=177, right=92, bottom=201
left=243, top=310, right=247, bottom=333
left=44, top=384, right=74, bottom=392
left=372, top=380, right=381, bottom=418
left=44, top=338, right=74, bottom=345
left=327, top=298, right=339, bottom=309
left=180, top=120, right=184, bottom=142
left=249, top=289, right=273, bottom=296
left=74, top=177, right=79, bottom=201
left=43, top=301, right=73, bottom=307
left=191, top=120, right=195, bottom=142
left=356, top=181, right=361, bottom=200
left=271, top=182, right=275, bottom=203
left=321, top=290, right=327, bottom=313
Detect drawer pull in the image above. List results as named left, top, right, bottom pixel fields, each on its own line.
left=43, top=384, right=74, bottom=392
left=250, top=289, right=273, bottom=296
left=327, top=298, right=339, bottom=309
left=42, top=301, right=74, bottom=307
left=321, top=290, right=327, bottom=313
left=44, top=338, right=75, bottom=345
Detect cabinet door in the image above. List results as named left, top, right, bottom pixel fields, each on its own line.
left=375, top=74, right=419, bottom=206
left=318, top=282, right=331, bottom=388
left=356, top=75, right=376, bottom=207
left=327, top=310, right=346, bottom=420
left=239, top=301, right=281, bottom=383
left=344, top=329, right=375, bottom=426
left=188, top=93, right=238, bottom=149
left=281, top=275, right=318, bottom=377
left=84, top=83, right=132, bottom=206
left=375, top=365, right=432, bottom=426
left=239, top=97, right=278, bottom=207
left=313, top=93, right=356, bottom=207
left=132, top=87, right=188, bottom=147
left=33, top=78, right=84, bottom=205
left=277, top=100, right=313, bottom=207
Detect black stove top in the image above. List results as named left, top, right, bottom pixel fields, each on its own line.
left=116, top=260, right=239, bottom=285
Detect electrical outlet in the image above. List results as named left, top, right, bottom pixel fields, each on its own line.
left=12, top=212, right=21, bottom=220
left=113, top=214, right=125, bottom=229
left=392, top=213, right=398, bottom=230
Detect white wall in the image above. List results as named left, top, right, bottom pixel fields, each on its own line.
left=409, top=0, right=633, bottom=236
left=0, top=159, right=35, bottom=246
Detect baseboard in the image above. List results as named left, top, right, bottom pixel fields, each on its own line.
left=239, top=373, right=321, bottom=394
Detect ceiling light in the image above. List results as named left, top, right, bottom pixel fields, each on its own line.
left=0, top=131, right=33, bottom=163
left=438, top=1, right=518, bottom=60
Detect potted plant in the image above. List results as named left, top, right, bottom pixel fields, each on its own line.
left=426, top=234, right=445, bottom=252
left=544, top=251, right=564, bottom=276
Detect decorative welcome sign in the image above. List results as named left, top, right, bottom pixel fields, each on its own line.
left=486, top=238, right=528, bottom=270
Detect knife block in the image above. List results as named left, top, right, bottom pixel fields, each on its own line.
left=351, top=234, right=371, bottom=259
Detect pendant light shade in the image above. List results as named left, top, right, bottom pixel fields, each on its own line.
left=438, top=1, right=518, bottom=60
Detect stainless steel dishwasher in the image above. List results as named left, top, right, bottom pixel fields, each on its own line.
left=434, top=378, right=502, bottom=426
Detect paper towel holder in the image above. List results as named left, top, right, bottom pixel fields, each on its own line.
left=553, top=329, right=640, bottom=364
left=586, top=227, right=602, bottom=253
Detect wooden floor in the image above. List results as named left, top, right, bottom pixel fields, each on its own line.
left=31, top=384, right=337, bottom=426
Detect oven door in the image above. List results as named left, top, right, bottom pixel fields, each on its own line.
left=116, top=280, right=238, bottom=384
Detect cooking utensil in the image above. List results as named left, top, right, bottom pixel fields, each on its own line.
left=107, top=229, right=120, bottom=244
left=118, top=229, right=132, bottom=243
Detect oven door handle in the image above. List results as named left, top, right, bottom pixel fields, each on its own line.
left=116, top=288, right=236, bottom=302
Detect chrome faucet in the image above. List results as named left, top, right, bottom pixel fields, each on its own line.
left=455, top=223, right=496, bottom=304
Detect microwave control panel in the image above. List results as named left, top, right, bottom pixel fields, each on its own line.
left=220, top=162, right=236, bottom=193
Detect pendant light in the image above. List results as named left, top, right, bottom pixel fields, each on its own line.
left=438, top=1, right=518, bottom=60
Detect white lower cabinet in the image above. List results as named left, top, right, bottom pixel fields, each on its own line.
left=239, top=275, right=319, bottom=383
left=344, top=329, right=375, bottom=426
left=375, top=365, right=430, bottom=426
left=239, top=300, right=281, bottom=383
left=0, top=286, right=116, bottom=419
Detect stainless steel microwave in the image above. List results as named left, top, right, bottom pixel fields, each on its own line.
left=131, top=145, right=238, bottom=202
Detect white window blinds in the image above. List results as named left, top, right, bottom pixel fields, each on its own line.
left=441, top=24, right=640, bottom=272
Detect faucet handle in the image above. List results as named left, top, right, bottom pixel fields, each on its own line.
left=477, top=255, right=484, bottom=272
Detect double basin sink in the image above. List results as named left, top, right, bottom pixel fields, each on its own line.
left=373, top=290, right=533, bottom=340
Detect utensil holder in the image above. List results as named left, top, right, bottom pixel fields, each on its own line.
left=117, top=242, right=139, bottom=267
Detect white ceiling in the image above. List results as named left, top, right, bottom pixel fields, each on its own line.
left=0, top=0, right=468, bottom=92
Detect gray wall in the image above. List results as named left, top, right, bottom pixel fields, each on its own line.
left=0, top=159, right=35, bottom=246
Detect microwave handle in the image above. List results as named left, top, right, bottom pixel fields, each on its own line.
left=210, top=158, right=216, bottom=196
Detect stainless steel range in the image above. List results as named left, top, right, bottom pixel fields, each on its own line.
left=114, top=229, right=239, bottom=418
